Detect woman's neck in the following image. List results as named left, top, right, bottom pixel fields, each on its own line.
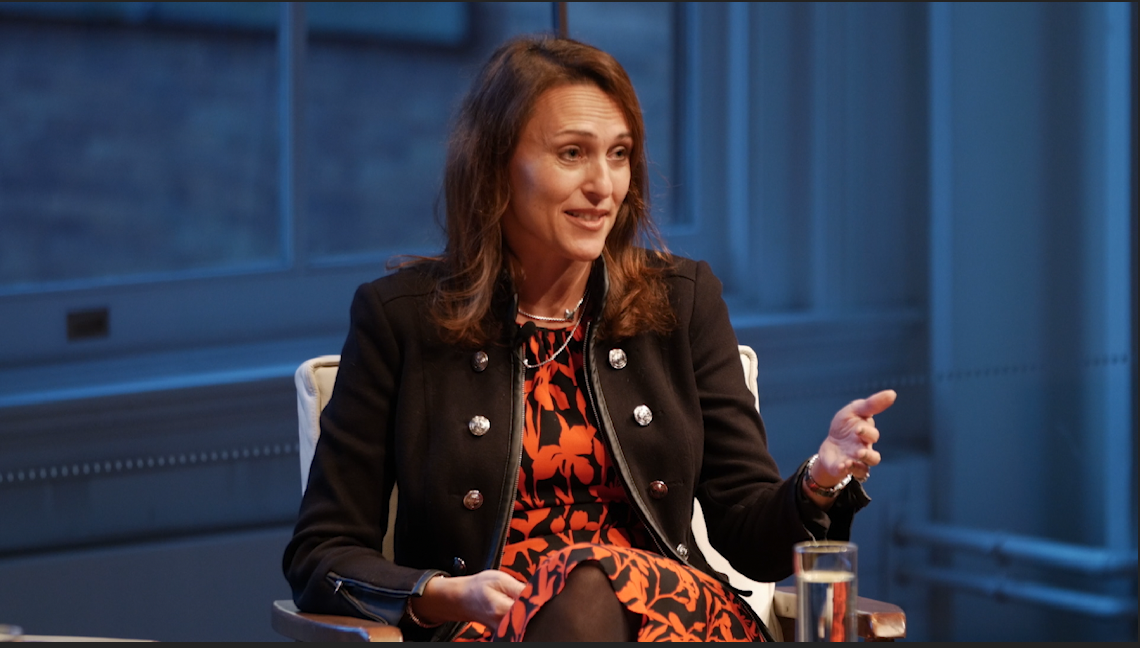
left=514, top=258, right=592, bottom=323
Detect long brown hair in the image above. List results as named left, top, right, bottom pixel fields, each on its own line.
left=419, top=35, right=674, bottom=346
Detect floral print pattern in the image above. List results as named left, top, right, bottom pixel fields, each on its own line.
left=454, top=323, right=763, bottom=642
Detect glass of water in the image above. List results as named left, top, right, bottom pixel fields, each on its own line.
left=794, top=541, right=857, bottom=641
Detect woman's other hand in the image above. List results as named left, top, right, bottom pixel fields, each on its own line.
left=410, top=569, right=525, bottom=628
left=816, top=389, right=897, bottom=484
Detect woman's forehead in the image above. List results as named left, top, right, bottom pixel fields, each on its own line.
left=523, top=84, right=631, bottom=141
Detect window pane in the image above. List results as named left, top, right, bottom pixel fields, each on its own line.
left=303, top=3, right=475, bottom=260
left=0, top=5, right=279, bottom=289
left=304, top=3, right=561, bottom=261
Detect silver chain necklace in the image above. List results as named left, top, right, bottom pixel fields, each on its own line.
left=522, top=312, right=583, bottom=369
left=517, top=293, right=587, bottom=323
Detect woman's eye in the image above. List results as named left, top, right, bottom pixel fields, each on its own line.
left=560, top=147, right=582, bottom=160
left=612, top=147, right=628, bottom=160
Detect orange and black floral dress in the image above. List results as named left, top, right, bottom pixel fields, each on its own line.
left=454, top=322, right=765, bottom=642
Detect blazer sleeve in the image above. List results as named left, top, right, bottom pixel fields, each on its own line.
left=689, top=260, right=868, bottom=582
left=282, top=282, right=443, bottom=630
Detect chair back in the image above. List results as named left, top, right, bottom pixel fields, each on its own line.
left=295, top=354, right=340, bottom=492
left=293, top=345, right=775, bottom=627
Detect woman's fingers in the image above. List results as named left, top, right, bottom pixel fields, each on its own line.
left=849, top=461, right=871, bottom=481
left=480, top=570, right=526, bottom=626
left=851, top=389, right=897, bottom=418
left=830, top=391, right=894, bottom=438
left=856, top=422, right=879, bottom=444
left=828, top=419, right=878, bottom=449
left=487, top=593, right=516, bottom=623
left=495, top=573, right=526, bottom=599
left=819, top=390, right=894, bottom=480
left=858, top=447, right=881, bottom=467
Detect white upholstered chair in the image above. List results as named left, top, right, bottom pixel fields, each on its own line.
left=271, top=347, right=905, bottom=641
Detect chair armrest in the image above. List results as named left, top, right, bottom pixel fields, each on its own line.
left=271, top=600, right=403, bottom=642
left=772, top=586, right=906, bottom=641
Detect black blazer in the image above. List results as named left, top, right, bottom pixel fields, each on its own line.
left=283, top=256, right=866, bottom=640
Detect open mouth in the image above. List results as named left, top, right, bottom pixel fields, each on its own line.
left=565, top=210, right=607, bottom=223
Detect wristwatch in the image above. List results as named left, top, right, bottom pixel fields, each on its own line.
left=803, top=454, right=852, bottom=497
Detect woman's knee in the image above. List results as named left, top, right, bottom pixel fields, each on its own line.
left=561, top=561, right=613, bottom=598
left=523, top=561, right=633, bottom=641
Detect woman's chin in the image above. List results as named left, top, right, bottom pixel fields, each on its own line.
left=565, top=247, right=606, bottom=266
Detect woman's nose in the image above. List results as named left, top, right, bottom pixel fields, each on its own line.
left=581, top=158, right=613, bottom=201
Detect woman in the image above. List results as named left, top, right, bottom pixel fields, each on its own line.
left=283, top=36, right=895, bottom=642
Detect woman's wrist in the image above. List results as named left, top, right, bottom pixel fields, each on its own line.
left=803, top=454, right=851, bottom=497
left=407, top=573, right=448, bottom=628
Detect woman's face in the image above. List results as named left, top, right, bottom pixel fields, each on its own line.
left=502, top=83, right=632, bottom=276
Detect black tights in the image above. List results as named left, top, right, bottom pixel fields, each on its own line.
left=521, top=562, right=641, bottom=642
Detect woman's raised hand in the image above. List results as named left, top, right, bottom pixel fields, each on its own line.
left=412, top=568, right=525, bottom=629
left=815, top=389, right=897, bottom=484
